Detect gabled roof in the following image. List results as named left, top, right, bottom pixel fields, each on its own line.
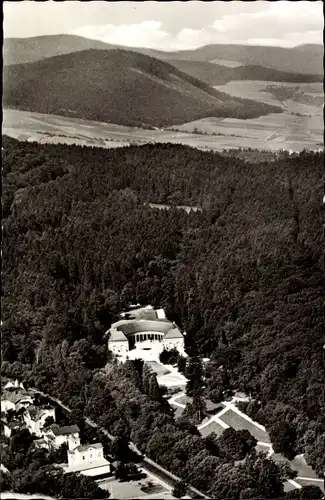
left=4, top=382, right=14, bottom=390
left=164, top=327, right=183, bottom=339
left=48, top=424, right=80, bottom=436
left=26, top=405, right=55, bottom=421
left=72, top=442, right=103, bottom=453
left=108, top=329, right=128, bottom=342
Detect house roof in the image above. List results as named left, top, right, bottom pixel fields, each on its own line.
left=4, top=382, right=14, bottom=390
left=27, top=405, right=55, bottom=421
left=114, top=318, right=172, bottom=335
left=72, top=442, right=103, bottom=453
left=49, top=424, right=80, bottom=436
left=1, top=390, right=34, bottom=405
left=108, top=329, right=128, bottom=342
left=164, top=327, right=183, bottom=339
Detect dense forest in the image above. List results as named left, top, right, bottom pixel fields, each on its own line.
left=2, top=136, right=324, bottom=497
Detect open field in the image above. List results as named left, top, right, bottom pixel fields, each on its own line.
left=3, top=107, right=322, bottom=153
left=214, top=80, right=323, bottom=106
left=272, top=454, right=320, bottom=480
left=174, top=394, right=192, bottom=406
left=219, top=409, right=271, bottom=443
left=295, top=478, right=324, bottom=492
left=210, top=58, right=244, bottom=67
left=198, top=420, right=226, bottom=438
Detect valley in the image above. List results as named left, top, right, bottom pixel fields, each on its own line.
left=3, top=101, right=322, bottom=154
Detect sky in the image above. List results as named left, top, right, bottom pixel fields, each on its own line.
left=3, top=1, right=323, bottom=51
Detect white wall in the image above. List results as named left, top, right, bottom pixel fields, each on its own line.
left=3, top=424, right=11, bottom=438
left=162, top=339, right=184, bottom=351
left=68, top=445, right=103, bottom=467
left=108, top=341, right=129, bottom=355
left=45, top=430, right=80, bottom=450
left=1, top=400, right=16, bottom=413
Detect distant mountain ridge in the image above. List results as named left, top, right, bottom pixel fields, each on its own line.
left=3, top=35, right=323, bottom=75
left=168, top=60, right=323, bottom=86
left=3, top=48, right=282, bottom=128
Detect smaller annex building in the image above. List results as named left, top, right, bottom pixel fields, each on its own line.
left=107, top=306, right=184, bottom=358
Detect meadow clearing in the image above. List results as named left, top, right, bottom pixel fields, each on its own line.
left=3, top=86, right=323, bottom=155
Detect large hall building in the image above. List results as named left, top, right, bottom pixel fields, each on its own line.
left=107, top=306, right=185, bottom=359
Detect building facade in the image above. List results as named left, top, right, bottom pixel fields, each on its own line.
left=67, top=443, right=105, bottom=468
left=107, top=307, right=185, bottom=358
left=44, top=424, right=81, bottom=450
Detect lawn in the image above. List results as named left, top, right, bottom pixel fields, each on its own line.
left=146, top=361, right=171, bottom=377
left=172, top=405, right=185, bottom=419
left=174, top=395, right=192, bottom=406
left=219, top=409, right=270, bottom=443
left=272, top=453, right=319, bottom=479
left=295, top=478, right=324, bottom=493
left=199, top=420, right=226, bottom=438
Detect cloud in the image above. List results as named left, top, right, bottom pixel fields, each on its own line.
left=72, top=1, right=323, bottom=51
left=210, top=1, right=323, bottom=47
left=75, top=21, right=170, bottom=49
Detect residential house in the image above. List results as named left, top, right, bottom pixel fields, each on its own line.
left=24, top=405, right=56, bottom=437
left=63, top=442, right=111, bottom=478
left=1, top=391, right=33, bottom=413
left=67, top=442, right=104, bottom=468
left=43, top=424, right=80, bottom=450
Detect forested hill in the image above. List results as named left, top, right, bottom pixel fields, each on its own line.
left=4, top=35, right=323, bottom=76
left=168, top=60, right=323, bottom=86
left=2, top=137, right=324, bottom=482
left=3, top=49, right=281, bottom=127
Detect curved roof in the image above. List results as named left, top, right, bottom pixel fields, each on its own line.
left=115, top=318, right=173, bottom=336
left=108, top=317, right=183, bottom=343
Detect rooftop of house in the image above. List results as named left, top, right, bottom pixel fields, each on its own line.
left=108, top=307, right=183, bottom=343
left=163, top=327, right=184, bottom=339
left=120, top=305, right=167, bottom=321
left=108, top=329, right=129, bottom=342
left=1, top=390, right=33, bottom=405
left=48, top=424, right=80, bottom=436
left=4, top=380, right=25, bottom=391
left=26, top=405, right=55, bottom=421
left=69, top=442, right=103, bottom=453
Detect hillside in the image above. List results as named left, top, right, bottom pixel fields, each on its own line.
left=4, top=35, right=323, bottom=76
left=3, top=49, right=282, bottom=127
left=3, top=34, right=121, bottom=65
left=168, top=60, right=323, bottom=86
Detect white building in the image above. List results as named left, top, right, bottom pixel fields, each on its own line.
left=24, top=405, right=56, bottom=437
left=67, top=442, right=104, bottom=468
left=1, top=390, right=34, bottom=413
left=162, top=328, right=184, bottom=351
left=64, top=442, right=111, bottom=477
left=107, top=307, right=185, bottom=360
left=43, top=424, right=80, bottom=450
